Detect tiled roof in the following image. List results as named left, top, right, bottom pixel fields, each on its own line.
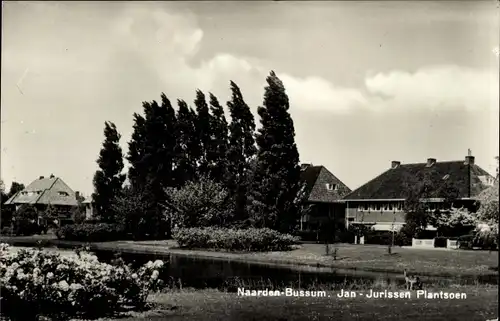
left=4, top=176, right=78, bottom=206
left=344, top=158, right=494, bottom=200
left=300, top=164, right=351, bottom=203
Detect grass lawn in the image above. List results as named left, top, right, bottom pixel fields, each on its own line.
left=99, top=287, right=498, bottom=321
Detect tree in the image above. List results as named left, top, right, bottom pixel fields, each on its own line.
left=92, top=122, right=126, bottom=223
left=111, top=184, right=160, bottom=240
left=164, top=176, right=233, bottom=229
left=126, top=95, right=178, bottom=238
left=7, top=182, right=25, bottom=199
left=403, top=171, right=459, bottom=237
left=433, top=206, right=478, bottom=236
left=194, top=90, right=213, bottom=178
left=206, top=93, right=229, bottom=183
left=226, top=81, right=257, bottom=222
left=248, top=71, right=301, bottom=233
left=476, top=182, right=499, bottom=243
left=127, top=113, right=148, bottom=189
left=174, top=99, right=201, bottom=186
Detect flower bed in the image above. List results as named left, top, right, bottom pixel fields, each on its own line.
left=0, top=243, right=167, bottom=321
left=173, top=227, right=300, bottom=252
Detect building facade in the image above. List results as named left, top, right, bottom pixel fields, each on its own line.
left=4, top=175, right=80, bottom=226
left=299, top=163, right=351, bottom=231
left=343, top=155, right=495, bottom=232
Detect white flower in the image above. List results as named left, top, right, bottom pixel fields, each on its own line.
left=131, top=273, right=138, bottom=279
left=70, top=283, right=83, bottom=291
left=153, top=260, right=164, bottom=268
left=47, top=272, right=54, bottom=279
left=58, top=280, right=70, bottom=291
left=151, top=270, right=159, bottom=280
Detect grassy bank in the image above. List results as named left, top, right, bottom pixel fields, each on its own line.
left=77, top=287, right=498, bottom=321
left=1, top=235, right=498, bottom=278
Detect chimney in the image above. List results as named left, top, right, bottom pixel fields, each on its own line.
left=465, top=155, right=475, bottom=165
left=50, top=174, right=55, bottom=178
left=391, top=161, right=401, bottom=169
left=39, top=176, right=44, bottom=179
left=75, top=191, right=80, bottom=201
left=300, top=163, right=312, bottom=171
left=426, top=158, right=436, bottom=167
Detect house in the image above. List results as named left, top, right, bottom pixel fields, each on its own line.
left=4, top=174, right=80, bottom=226
left=299, top=163, right=351, bottom=231
left=343, top=155, right=496, bottom=232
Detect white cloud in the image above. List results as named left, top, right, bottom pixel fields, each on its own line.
left=365, top=65, right=499, bottom=112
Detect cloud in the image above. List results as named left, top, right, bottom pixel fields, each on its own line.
left=365, top=65, right=499, bottom=112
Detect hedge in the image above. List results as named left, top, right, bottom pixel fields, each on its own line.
left=364, top=230, right=412, bottom=246
left=55, top=223, right=126, bottom=242
left=173, top=227, right=300, bottom=252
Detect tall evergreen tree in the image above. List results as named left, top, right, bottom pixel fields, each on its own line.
left=174, top=99, right=200, bottom=186
left=127, top=113, right=147, bottom=189
left=127, top=95, right=177, bottom=237
left=226, top=81, right=257, bottom=222
left=194, top=90, right=212, bottom=177
left=92, top=121, right=126, bottom=223
left=248, top=71, right=301, bottom=232
left=207, top=93, right=229, bottom=182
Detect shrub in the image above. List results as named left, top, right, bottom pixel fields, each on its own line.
left=173, top=227, right=300, bottom=252
left=55, top=223, right=126, bottom=242
left=165, top=176, right=233, bottom=229
left=434, top=236, right=448, bottom=248
left=0, top=243, right=167, bottom=320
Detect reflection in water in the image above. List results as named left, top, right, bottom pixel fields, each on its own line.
left=93, top=250, right=498, bottom=290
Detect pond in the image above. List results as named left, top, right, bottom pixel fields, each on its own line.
left=92, top=249, right=498, bottom=289
left=10, top=246, right=498, bottom=290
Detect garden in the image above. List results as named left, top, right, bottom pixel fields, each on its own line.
left=0, top=243, right=167, bottom=321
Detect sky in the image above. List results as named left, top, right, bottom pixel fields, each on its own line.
left=1, top=1, right=499, bottom=196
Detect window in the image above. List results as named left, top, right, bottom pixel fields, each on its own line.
left=58, top=191, right=69, bottom=196
left=358, top=204, right=364, bottom=212
left=364, top=203, right=369, bottom=211
left=326, top=183, right=337, bottom=191
left=388, top=203, right=393, bottom=211
left=348, top=218, right=354, bottom=222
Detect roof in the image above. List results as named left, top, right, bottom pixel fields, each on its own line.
left=344, top=159, right=494, bottom=201
left=4, top=176, right=78, bottom=206
left=300, top=164, right=351, bottom=203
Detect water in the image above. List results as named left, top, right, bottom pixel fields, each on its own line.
left=8, top=246, right=498, bottom=289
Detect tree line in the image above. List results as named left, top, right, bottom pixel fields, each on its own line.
left=92, top=71, right=304, bottom=239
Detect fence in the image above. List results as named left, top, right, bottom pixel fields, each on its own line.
left=411, top=238, right=435, bottom=248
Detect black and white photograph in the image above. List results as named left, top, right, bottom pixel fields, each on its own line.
left=1, top=1, right=499, bottom=320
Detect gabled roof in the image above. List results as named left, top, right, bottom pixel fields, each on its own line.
left=4, top=176, right=78, bottom=206
left=344, top=158, right=494, bottom=201
left=300, top=164, right=351, bottom=203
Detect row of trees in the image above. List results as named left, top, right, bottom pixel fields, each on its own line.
left=92, top=71, right=305, bottom=239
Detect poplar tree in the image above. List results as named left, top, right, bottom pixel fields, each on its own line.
left=226, top=81, right=257, bottom=222
left=248, top=71, right=301, bottom=232
left=93, top=121, right=126, bottom=223
left=207, top=93, right=229, bottom=182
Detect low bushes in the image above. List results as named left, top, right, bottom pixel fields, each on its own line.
left=0, top=243, right=167, bottom=320
left=434, top=236, right=448, bottom=248
left=173, top=227, right=300, bottom=252
left=363, top=231, right=412, bottom=246
left=56, top=223, right=126, bottom=242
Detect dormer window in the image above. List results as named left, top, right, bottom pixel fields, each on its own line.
left=326, top=183, right=337, bottom=191
left=58, top=191, right=69, bottom=196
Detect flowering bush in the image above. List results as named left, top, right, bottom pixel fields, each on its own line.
left=173, top=227, right=300, bottom=252
left=0, top=243, right=167, bottom=320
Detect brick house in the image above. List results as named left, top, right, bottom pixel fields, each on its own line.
left=342, top=155, right=495, bottom=232
left=4, top=175, right=80, bottom=226
left=299, top=163, right=351, bottom=231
